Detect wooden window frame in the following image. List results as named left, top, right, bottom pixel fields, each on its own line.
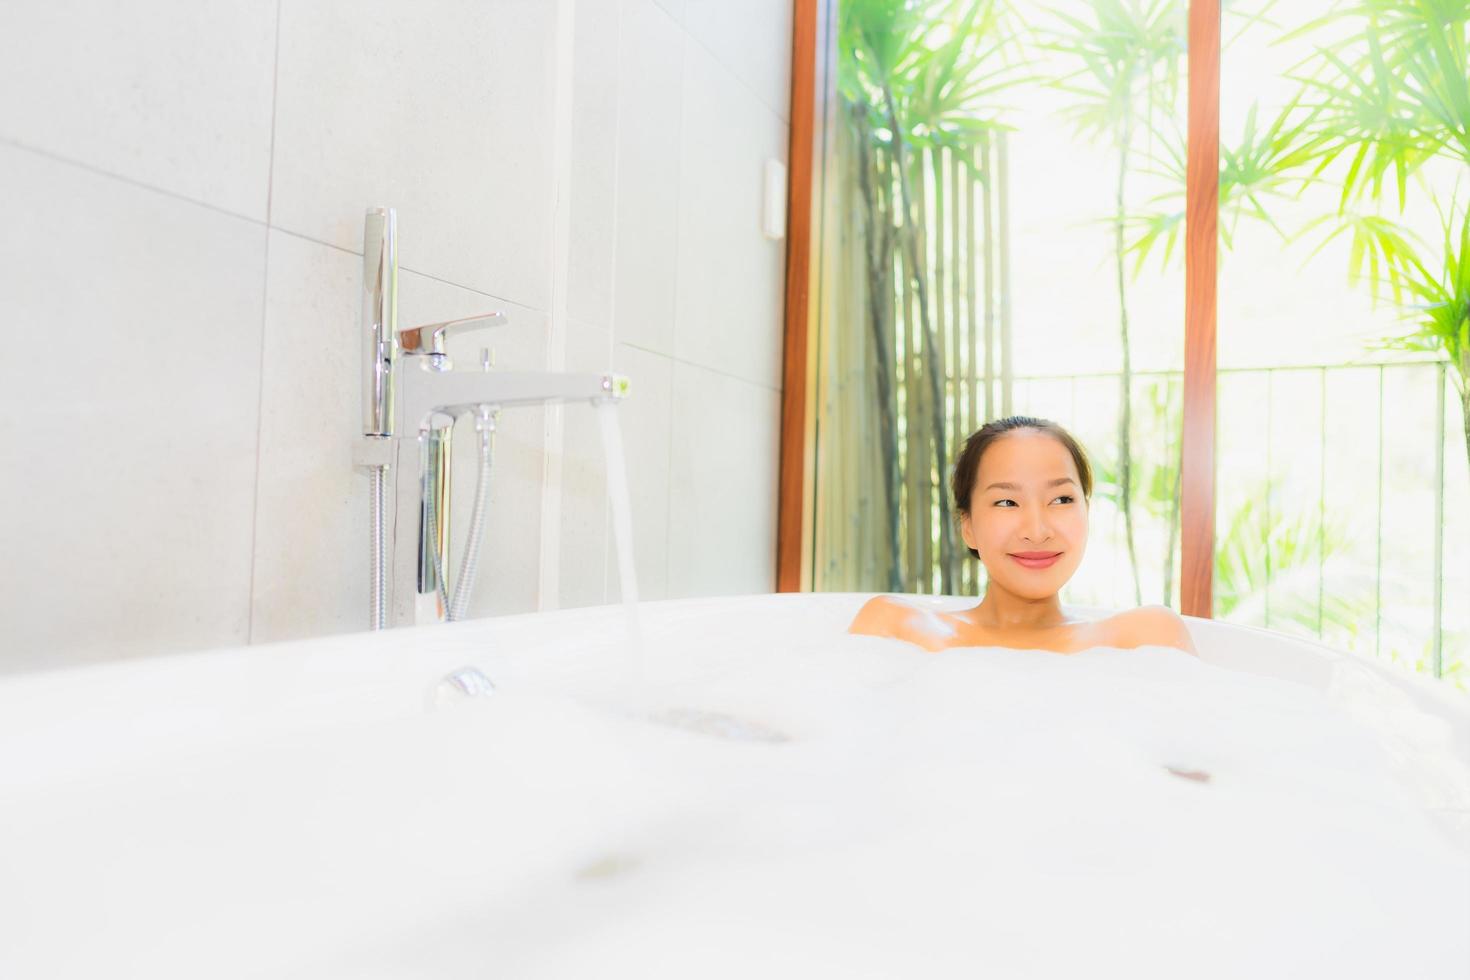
left=777, top=0, right=1220, bottom=617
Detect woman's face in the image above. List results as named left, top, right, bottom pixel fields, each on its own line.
left=959, top=430, right=1089, bottom=601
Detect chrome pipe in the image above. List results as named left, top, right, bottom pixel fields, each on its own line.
left=363, top=207, right=398, bottom=437
left=419, top=420, right=454, bottom=620
left=448, top=408, right=497, bottom=621
left=390, top=434, right=424, bottom=627
left=369, top=465, right=387, bottom=630
left=363, top=207, right=397, bottom=630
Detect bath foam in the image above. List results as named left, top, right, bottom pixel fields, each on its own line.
left=0, top=598, right=1466, bottom=979
left=1325, top=658, right=1470, bottom=818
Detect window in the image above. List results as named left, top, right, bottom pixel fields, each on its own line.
left=787, top=0, right=1467, bottom=683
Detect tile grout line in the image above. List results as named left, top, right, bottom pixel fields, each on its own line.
left=268, top=226, right=360, bottom=256
left=644, top=0, right=788, bottom=124
left=677, top=14, right=790, bottom=128
left=266, top=227, right=546, bottom=308
left=246, top=0, right=285, bottom=644
left=380, top=259, right=540, bottom=311
left=264, top=0, right=283, bottom=227
left=663, top=25, right=689, bottom=600
left=0, top=137, right=559, bottom=323
left=602, top=0, right=628, bottom=604
left=268, top=227, right=562, bottom=327
left=621, top=340, right=782, bottom=394
left=0, top=135, right=267, bottom=227
left=536, top=0, right=578, bottom=612
left=0, top=137, right=555, bottom=321
left=664, top=360, right=678, bottom=599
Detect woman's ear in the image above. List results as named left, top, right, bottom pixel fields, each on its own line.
left=959, top=511, right=976, bottom=553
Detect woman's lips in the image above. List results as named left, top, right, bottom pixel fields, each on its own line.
left=1008, top=551, right=1062, bottom=569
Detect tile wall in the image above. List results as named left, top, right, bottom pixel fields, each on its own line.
left=0, top=0, right=792, bottom=670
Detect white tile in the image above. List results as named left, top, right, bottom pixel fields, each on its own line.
left=606, top=344, right=674, bottom=601
left=566, top=0, right=621, bottom=329
left=611, top=0, right=684, bottom=356
left=250, top=231, right=548, bottom=643
left=673, top=44, right=788, bottom=390
left=270, top=0, right=557, bottom=309
left=248, top=233, right=361, bottom=643
left=0, top=0, right=277, bottom=220
left=666, top=361, right=779, bottom=598
left=0, top=148, right=266, bottom=672
left=684, top=0, right=792, bottom=122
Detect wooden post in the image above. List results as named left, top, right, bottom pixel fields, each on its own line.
left=1181, top=0, right=1220, bottom=618
left=776, top=0, right=821, bottom=592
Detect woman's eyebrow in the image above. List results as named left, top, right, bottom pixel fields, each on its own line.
left=983, top=477, right=1079, bottom=491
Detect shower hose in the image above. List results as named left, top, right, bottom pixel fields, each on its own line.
left=424, top=410, right=496, bottom=622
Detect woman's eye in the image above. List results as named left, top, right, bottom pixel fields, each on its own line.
left=993, top=499, right=1017, bottom=508
left=1053, top=495, right=1074, bottom=505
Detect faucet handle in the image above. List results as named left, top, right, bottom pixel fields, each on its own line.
left=399, top=312, right=509, bottom=357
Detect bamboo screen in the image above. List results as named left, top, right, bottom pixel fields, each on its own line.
left=812, top=103, right=1015, bottom=597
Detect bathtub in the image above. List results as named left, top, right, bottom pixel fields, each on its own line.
left=1, top=592, right=1466, bottom=979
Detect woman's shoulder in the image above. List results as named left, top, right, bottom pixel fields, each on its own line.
left=1095, top=604, right=1198, bottom=656
left=848, top=594, right=917, bottom=635
left=848, top=595, right=959, bottom=652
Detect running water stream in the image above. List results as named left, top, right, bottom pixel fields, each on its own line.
left=596, top=400, right=788, bottom=742
left=595, top=401, right=644, bottom=696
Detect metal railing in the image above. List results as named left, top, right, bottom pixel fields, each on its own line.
left=1004, top=358, right=1457, bottom=678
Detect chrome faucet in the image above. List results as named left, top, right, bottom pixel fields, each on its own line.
left=354, top=207, right=629, bottom=629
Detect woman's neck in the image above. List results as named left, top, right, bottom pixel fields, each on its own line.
left=969, top=586, right=1067, bottom=630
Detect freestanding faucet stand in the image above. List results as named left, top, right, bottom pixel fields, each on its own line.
left=354, top=207, right=629, bottom=629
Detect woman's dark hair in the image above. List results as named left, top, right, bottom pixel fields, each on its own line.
left=951, top=416, right=1093, bottom=559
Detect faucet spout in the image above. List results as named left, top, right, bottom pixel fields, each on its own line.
left=399, top=367, right=630, bottom=431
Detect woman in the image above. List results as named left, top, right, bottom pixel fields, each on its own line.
left=849, top=416, right=1197, bottom=656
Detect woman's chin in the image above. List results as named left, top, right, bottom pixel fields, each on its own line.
left=988, top=576, right=1064, bottom=601
left=985, top=560, right=1081, bottom=600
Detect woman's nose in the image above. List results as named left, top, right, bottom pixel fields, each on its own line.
left=1023, top=504, right=1051, bottom=542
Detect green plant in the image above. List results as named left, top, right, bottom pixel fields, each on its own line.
left=1126, top=2, right=1468, bottom=483
left=1284, top=0, right=1470, bottom=474
left=840, top=0, right=1028, bottom=592
left=1038, top=0, right=1187, bottom=606
left=1371, top=198, right=1470, bottom=472
left=1089, top=377, right=1183, bottom=606
left=1127, top=96, right=1322, bottom=273
left=1284, top=0, right=1470, bottom=212
left=1212, top=480, right=1365, bottom=638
